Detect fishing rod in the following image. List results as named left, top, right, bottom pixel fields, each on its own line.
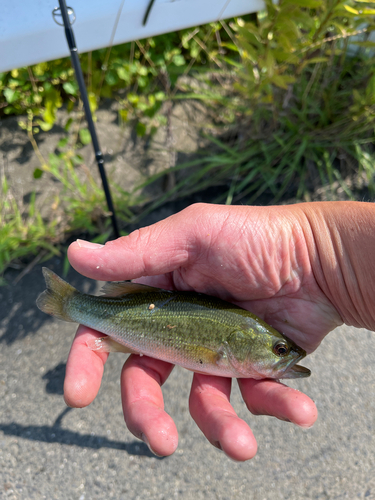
left=143, top=0, right=156, bottom=25
left=52, top=0, right=232, bottom=239
left=53, top=1, right=120, bottom=239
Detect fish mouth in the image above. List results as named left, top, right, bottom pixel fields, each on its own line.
left=282, top=355, right=311, bottom=379
left=284, top=363, right=311, bottom=378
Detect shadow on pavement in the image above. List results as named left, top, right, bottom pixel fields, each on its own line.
left=0, top=410, right=160, bottom=458
left=42, top=362, right=67, bottom=395
left=0, top=258, right=99, bottom=345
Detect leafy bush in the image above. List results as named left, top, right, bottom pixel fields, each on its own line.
left=0, top=23, right=236, bottom=134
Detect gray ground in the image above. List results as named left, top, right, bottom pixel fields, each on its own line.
left=1, top=105, right=375, bottom=499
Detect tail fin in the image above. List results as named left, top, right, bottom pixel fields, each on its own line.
left=36, top=267, right=78, bottom=322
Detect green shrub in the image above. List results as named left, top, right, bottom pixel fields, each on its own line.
left=141, top=0, right=375, bottom=204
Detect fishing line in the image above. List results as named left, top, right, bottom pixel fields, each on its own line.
left=98, top=0, right=127, bottom=96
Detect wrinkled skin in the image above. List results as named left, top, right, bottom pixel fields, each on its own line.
left=64, top=202, right=375, bottom=461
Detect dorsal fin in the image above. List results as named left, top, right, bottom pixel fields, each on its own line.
left=100, top=281, right=161, bottom=297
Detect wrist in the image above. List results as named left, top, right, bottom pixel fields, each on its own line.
left=296, top=201, right=375, bottom=331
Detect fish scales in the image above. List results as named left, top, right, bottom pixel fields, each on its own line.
left=65, top=291, right=264, bottom=375
left=36, top=268, right=311, bottom=379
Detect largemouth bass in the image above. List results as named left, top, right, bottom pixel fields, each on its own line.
left=36, top=267, right=310, bottom=379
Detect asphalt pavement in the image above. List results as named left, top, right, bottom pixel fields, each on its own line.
left=1, top=246, right=375, bottom=500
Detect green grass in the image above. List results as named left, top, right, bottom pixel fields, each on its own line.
left=0, top=170, right=59, bottom=284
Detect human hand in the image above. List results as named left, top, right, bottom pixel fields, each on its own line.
left=64, top=202, right=375, bottom=460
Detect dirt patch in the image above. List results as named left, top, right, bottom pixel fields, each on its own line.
left=0, top=98, right=209, bottom=223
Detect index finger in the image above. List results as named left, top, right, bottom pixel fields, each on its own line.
left=238, top=378, right=318, bottom=427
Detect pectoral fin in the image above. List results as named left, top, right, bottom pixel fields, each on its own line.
left=86, top=337, right=139, bottom=354
left=191, top=345, right=229, bottom=367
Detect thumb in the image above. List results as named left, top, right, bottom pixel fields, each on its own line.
left=67, top=208, right=199, bottom=282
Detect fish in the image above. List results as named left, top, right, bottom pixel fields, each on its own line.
left=36, top=267, right=311, bottom=380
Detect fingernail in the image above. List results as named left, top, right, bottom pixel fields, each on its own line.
left=63, top=396, right=74, bottom=408
left=213, top=441, right=243, bottom=462
left=76, top=239, right=104, bottom=249
left=213, top=440, right=223, bottom=451
left=140, top=433, right=164, bottom=458
left=299, top=423, right=315, bottom=429
left=279, top=417, right=292, bottom=423
left=222, top=451, right=243, bottom=463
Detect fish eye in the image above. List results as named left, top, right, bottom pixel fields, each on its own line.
left=273, top=341, right=289, bottom=357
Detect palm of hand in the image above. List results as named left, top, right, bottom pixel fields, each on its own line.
left=136, top=204, right=342, bottom=353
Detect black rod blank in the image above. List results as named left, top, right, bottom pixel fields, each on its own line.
left=143, top=0, right=156, bottom=25
left=57, top=0, right=120, bottom=239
